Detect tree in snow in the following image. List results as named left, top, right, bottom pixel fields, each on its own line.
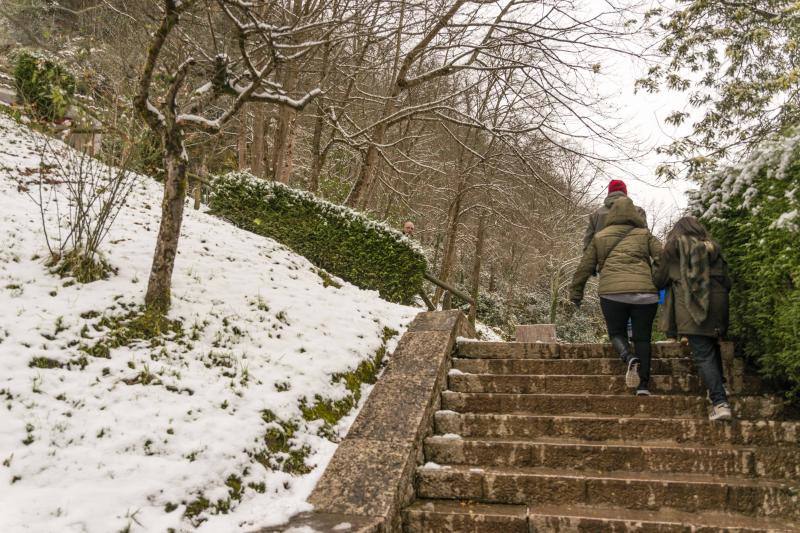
left=640, top=0, right=800, bottom=179
left=133, top=0, right=344, bottom=312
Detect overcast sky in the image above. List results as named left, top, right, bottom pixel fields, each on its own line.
left=561, top=0, right=694, bottom=233
left=596, top=49, right=694, bottom=232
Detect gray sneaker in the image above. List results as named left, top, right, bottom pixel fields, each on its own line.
left=636, top=388, right=651, bottom=396
left=625, top=358, right=641, bottom=389
left=709, top=402, right=733, bottom=421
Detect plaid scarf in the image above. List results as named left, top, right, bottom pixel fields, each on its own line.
left=678, top=235, right=711, bottom=324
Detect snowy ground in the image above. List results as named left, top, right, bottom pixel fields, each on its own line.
left=0, top=114, right=417, bottom=533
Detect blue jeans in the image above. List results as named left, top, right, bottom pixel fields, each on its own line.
left=688, top=335, right=728, bottom=406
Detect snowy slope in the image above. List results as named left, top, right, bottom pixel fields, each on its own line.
left=0, top=114, right=417, bottom=533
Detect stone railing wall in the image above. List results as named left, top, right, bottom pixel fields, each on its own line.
left=262, top=309, right=474, bottom=532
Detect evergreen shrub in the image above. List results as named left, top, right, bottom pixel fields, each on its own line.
left=691, top=131, right=800, bottom=398
left=13, top=51, right=76, bottom=121
left=209, top=172, right=427, bottom=304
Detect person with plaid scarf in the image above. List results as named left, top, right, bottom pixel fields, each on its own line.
left=654, top=216, right=733, bottom=421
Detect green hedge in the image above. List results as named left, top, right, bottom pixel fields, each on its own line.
left=13, top=50, right=76, bottom=121
left=209, top=172, right=427, bottom=304
left=691, top=131, right=800, bottom=398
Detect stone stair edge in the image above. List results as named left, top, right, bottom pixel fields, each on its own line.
left=424, top=434, right=759, bottom=450
left=403, top=499, right=799, bottom=532
left=416, top=463, right=795, bottom=487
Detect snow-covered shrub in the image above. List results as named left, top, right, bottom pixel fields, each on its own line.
left=28, top=134, right=137, bottom=282
left=13, top=50, right=76, bottom=121
left=690, top=130, right=800, bottom=398
left=210, top=172, right=427, bottom=304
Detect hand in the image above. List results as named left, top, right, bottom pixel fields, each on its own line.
left=570, top=298, right=582, bottom=310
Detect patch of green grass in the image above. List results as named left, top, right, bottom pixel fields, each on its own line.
left=80, top=307, right=186, bottom=360
left=48, top=250, right=117, bottom=284
left=28, top=357, right=62, bottom=369
left=252, top=410, right=312, bottom=475
left=183, top=496, right=210, bottom=525
left=123, top=366, right=160, bottom=386
left=314, top=268, right=342, bottom=289
left=5, top=283, right=23, bottom=297
left=22, top=424, right=34, bottom=445
left=300, top=326, right=397, bottom=436
left=247, top=481, right=266, bottom=493
left=182, top=474, right=246, bottom=526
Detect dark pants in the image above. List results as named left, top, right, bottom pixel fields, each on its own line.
left=688, top=335, right=728, bottom=406
left=600, top=298, right=658, bottom=388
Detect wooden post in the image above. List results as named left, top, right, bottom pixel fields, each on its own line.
left=516, top=324, right=557, bottom=343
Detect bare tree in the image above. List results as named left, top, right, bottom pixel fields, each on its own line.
left=133, top=0, right=334, bottom=311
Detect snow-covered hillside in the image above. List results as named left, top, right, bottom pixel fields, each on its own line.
left=0, top=114, right=417, bottom=532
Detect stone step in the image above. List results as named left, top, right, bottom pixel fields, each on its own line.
left=448, top=373, right=703, bottom=395
left=457, top=342, right=690, bottom=360
left=403, top=500, right=527, bottom=533
left=452, top=357, right=693, bottom=376
left=403, top=500, right=798, bottom=533
left=527, top=504, right=799, bottom=532
left=440, top=392, right=787, bottom=420
left=433, top=412, right=800, bottom=447
left=415, top=465, right=800, bottom=520
left=424, top=437, right=800, bottom=479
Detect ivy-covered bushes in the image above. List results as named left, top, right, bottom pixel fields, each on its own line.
left=209, top=172, right=427, bottom=304
left=690, top=131, right=800, bottom=398
left=13, top=51, right=76, bottom=121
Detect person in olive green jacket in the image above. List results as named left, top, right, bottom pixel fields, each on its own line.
left=653, top=216, right=733, bottom=421
left=570, top=196, right=662, bottom=394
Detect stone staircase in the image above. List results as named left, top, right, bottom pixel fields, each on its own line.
left=402, top=341, right=800, bottom=532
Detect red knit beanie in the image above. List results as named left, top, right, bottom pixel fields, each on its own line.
left=608, top=179, right=627, bottom=195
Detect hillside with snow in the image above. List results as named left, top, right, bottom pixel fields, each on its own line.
left=0, top=114, right=417, bottom=533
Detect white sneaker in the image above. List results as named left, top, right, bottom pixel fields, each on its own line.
left=636, top=388, right=651, bottom=396
left=625, top=358, right=641, bottom=389
left=709, top=403, right=732, bottom=421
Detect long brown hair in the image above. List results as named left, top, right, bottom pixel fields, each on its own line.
left=667, top=216, right=709, bottom=241
left=665, top=216, right=712, bottom=258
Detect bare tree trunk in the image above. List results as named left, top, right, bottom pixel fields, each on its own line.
left=193, top=160, right=207, bottom=210
left=309, top=109, right=324, bottom=192
left=346, top=110, right=390, bottom=207
left=275, top=109, right=296, bottom=183
left=273, top=64, right=299, bottom=184
left=145, top=143, right=188, bottom=312
left=433, top=189, right=463, bottom=306
left=308, top=40, right=333, bottom=192
left=237, top=113, right=248, bottom=170
left=468, top=214, right=486, bottom=324
left=252, top=104, right=265, bottom=178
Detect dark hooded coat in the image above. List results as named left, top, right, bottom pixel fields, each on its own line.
left=653, top=238, right=731, bottom=337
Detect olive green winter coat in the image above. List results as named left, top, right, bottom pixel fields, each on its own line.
left=570, top=196, right=662, bottom=302
left=653, top=239, right=731, bottom=337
